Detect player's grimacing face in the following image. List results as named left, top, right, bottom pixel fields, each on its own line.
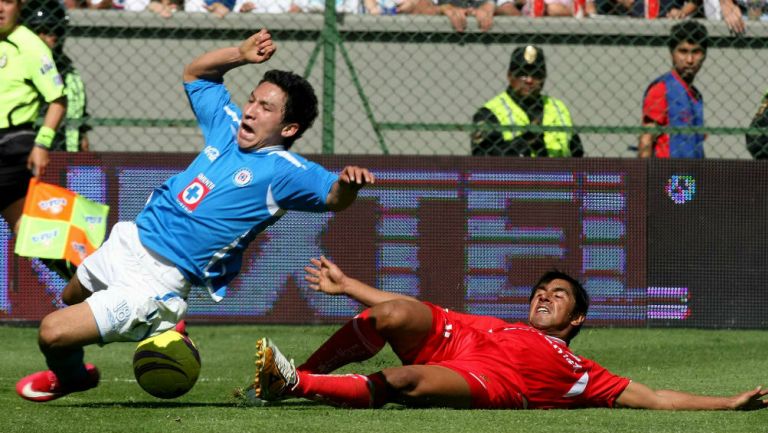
left=237, top=82, right=289, bottom=150
left=528, top=278, right=579, bottom=335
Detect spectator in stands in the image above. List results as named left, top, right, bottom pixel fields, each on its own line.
left=144, top=0, right=183, bottom=17
left=235, top=0, right=300, bottom=13
left=495, top=0, right=524, bottom=14
left=364, top=0, right=425, bottom=14
left=412, top=0, right=495, bottom=32
left=700, top=0, right=747, bottom=34
left=497, top=0, right=597, bottom=16
left=184, top=0, right=236, bottom=16
left=84, top=0, right=115, bottom=8
left=595, top=0, right=695, bottom=18
left=291, top=0, right=363, bottom=13
left=24, top=0, right=91, bottom=153
left=638, top=21, right=707, bottom=158
left=471, top=45, right=584, bottom=157
left=746, top=89, right=768, bottom=159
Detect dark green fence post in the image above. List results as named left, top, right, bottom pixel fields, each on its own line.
left=321, top=0, right=337, bottom=154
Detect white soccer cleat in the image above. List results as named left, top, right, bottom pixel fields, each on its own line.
left=253, top=337, right=297, bottom=401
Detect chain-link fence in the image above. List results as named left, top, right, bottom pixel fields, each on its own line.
left=43, top=11, right=768, bottom=157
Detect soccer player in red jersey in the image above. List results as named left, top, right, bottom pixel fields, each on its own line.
left=248, top=256, right=767, bottom=411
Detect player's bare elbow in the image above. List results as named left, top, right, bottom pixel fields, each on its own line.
left=182, top=64, right=197, bottom=83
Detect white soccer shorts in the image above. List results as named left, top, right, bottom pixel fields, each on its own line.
left=78, top=221, right=191, bottom=343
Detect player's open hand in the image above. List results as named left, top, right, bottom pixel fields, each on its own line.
left=338, top=166, right=375, bottom=190
left=27, top=146, right=49, bottom=178
left=240, top=29, right=277, bottom=64
left=732, top=386, right=768, bottom=411
left=304, top=256, right=347, bottom=296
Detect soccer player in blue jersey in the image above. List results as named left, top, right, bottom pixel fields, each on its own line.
left=16, top=29, right=375, bottom=403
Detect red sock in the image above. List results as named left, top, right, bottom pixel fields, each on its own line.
left=290, top=371, right=389, bottom=408
left=298, top=309, right=385, bottom=374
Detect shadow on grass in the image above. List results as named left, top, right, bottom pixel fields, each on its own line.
left=61, top=400, right=323, bottom=409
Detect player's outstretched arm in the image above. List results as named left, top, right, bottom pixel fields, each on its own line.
left=182, top=29, right=276, bottom=83
left=304, top=256, right=417, bottom=307
left=615, top=381, right=768, bottom=410
left=325, top=166, right=375, bottom=212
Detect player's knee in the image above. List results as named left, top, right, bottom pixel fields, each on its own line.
left=38, top=315, right=69, bottom=351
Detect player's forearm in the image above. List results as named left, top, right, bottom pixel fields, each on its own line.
left=43, top=98, right=67, bottom=131
left=340, top=276, right=417, bottom=307
left=183, top=46, right=248, bottom=82
left=638, top=133, right=655, bottom=158
left=325, top=182, right=360, bottom=212
left=651, top=390, right=737, bottom=410
left=617, top=382, right=742, bottom=410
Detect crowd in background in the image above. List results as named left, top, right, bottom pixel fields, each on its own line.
left=4, top=0, right=767, bottom=161
left=57, top=0, right=767, bottom=34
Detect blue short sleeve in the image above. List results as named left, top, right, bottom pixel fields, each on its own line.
left=184, top=79, right=241, bottom=141
left=270, top=155, right=338, bottom=212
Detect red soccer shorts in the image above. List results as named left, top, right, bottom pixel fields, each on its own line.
left=397, top=302, right=527, bottom=409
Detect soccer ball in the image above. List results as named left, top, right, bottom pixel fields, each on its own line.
left=133, top=330, right=201, bottom=399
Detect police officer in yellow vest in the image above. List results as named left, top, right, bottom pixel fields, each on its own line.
left=472, top=45, right=583, bottom=157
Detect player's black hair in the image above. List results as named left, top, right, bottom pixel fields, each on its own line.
left=668, top=21, right=708, bottom=53
left=259, top=70, right=319, bottom=149
left=529, top=270, right=590, bottom=341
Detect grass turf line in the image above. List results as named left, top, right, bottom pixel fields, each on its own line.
left=1, top=325, right=765, bottom=433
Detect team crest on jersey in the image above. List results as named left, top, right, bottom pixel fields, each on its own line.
left=204, top=146, right=220, bottom=162
left=233, top=168, right=253, bottom=187
left=177, top=179, right=211, bottom=211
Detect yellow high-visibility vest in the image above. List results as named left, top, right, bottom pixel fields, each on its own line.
left=483, top=91, right=573, bottom=157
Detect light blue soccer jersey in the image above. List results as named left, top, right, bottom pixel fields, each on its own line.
left=136, top=79, right=338, bottom=301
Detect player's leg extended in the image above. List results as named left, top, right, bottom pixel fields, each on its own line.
left=38, top=301, right=101, bottom=354
left=256, top=342, right=473, bottom=409
left=17, top=302, right=101, bottom=402
left=298, top=299, right=434, bottom=374
left=379, top=364, right=473, bottom=408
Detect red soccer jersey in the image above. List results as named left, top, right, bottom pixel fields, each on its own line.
left=405, top=304, right=629, bottom=409
left=491, top=323, right=630, bottom=409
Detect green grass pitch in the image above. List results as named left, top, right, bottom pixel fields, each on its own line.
left=1, top=325, right=766, bottom=433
